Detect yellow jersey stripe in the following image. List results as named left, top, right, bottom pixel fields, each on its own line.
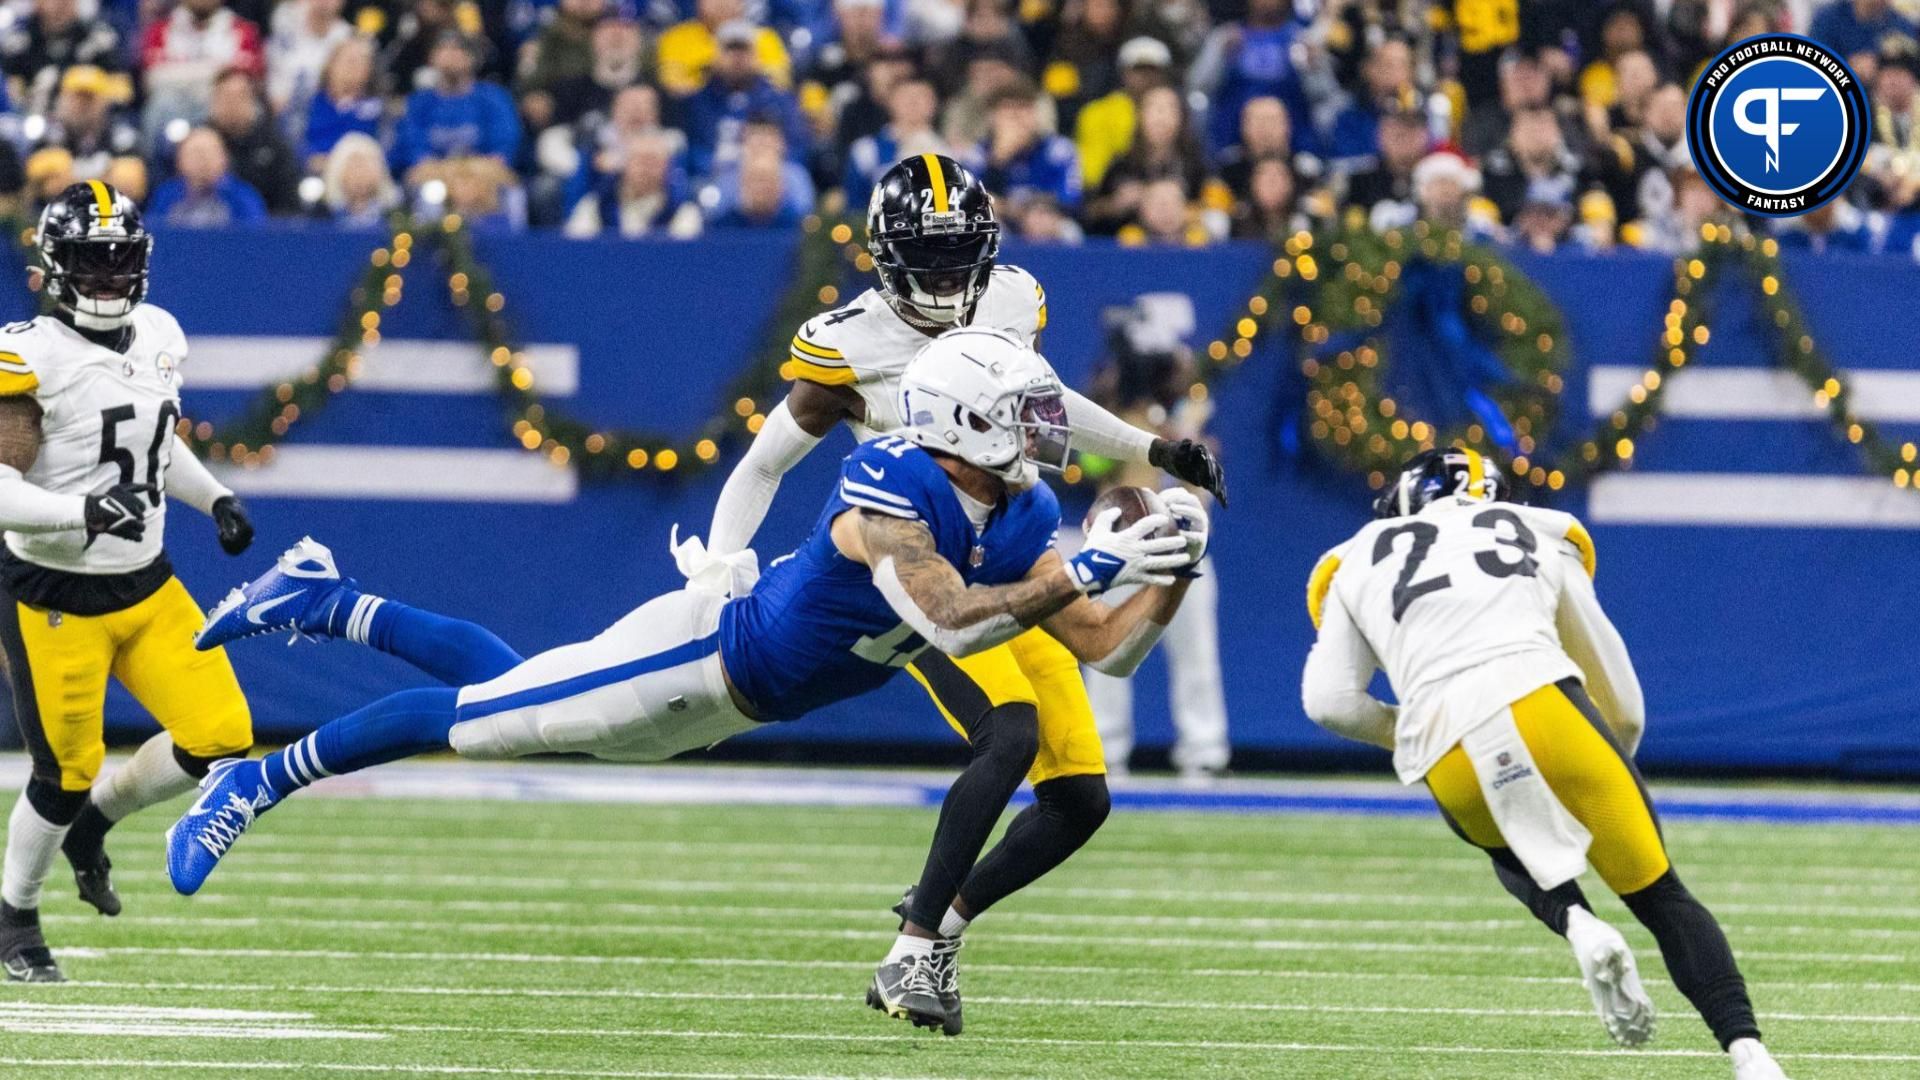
left=1306, top=553, right=1342, bottom=630
left=1461, top=446, right=1485, bottom=496
left=1036, top=303, right=1048, bottom=332
left=86, top=179, right=113, bottom=227
left=1565, top=521, right=1597, bottom=578
left=790, top=336, right=844, bottom=360
left=923, top=153, right=949, bottom=213
left=782, top=357, right=860, bottom=386
left=0, top=352, right=29, bottom=371
left=0, top=369, right=41, bottom=396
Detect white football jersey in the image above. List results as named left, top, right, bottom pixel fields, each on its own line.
left=1, top=304, right=188, bottom=574
left=1308, top=497, right=1597, bottom=781
left=784, top=264, right=1048, bottom=439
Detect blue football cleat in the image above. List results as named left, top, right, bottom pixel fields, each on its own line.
left=196, top=537, right=351, bottom=650
left=165, top=758, right=276, bottom=895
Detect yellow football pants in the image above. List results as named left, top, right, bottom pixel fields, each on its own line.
left=2, top=576, right=252, bottom=791
left=1425, top=680, right=1670, bottom=895
left=907, top=626, right=1106, bottom=785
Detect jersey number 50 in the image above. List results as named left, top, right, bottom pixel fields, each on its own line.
left=99, top=401, right=181, bottom=493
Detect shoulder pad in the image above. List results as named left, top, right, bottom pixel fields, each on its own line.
left=1306, top=547, right=1345, bottom=630
left=786, top=307, right=864, bottom=387
left=1563, top=518, right=1596, bottom=578
left=989, top=264, right=1048, bottom=334
left=0, top=322, right=45, bottom=398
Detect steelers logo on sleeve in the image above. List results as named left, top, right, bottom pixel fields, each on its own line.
left=1686, top=33, right=1870, bottom=217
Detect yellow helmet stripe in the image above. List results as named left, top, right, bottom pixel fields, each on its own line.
left=85, top=179, right=113, bottom=228
left=921, top=153, right=949, bottom=213
left=1461, top=446, right=1485, bottom=497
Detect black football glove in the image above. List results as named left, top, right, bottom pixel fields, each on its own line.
left=211, top=494, right=254, bottom=555
left=1148, top=438, right=1228, bottom=508
left=83, top=483, right=153, bottom=546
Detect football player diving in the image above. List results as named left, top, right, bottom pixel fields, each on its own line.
left=677, top=153, right=1227, bottom=1034
left=0, top=183, right=255, bottom=982
left=1301, top=448, right=1788, bottom=1080
left=168, top=328, right=1213, bottom=1042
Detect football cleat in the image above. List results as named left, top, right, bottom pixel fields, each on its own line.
left=195, top=537, right=348, bottom=650
left=66, top=848, right=121, bottom=917
left=0, top=912, right=65, bottom=983
left=1730, top=1038, right=1791, bottom=1080
left=1566, top=907, right=1655, bottom=1048
left=890, top=887, right=963, bottom=1035
left=866, top=951, right=948, bottom=1033
left=165, top=758, right=276, bottom=895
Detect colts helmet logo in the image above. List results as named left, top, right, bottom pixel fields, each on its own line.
left=1687, top=33, right=1869, bottom=216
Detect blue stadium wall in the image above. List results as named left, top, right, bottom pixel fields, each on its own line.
left=10, top=228, right=1916, bottom=777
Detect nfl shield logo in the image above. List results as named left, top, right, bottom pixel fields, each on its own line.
left=1496, top=752, right=1512, bottom=768
left=969, top=545, right=985, bottom=567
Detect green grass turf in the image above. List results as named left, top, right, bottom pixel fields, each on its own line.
left=1, top=783, right=1915, bottom=1079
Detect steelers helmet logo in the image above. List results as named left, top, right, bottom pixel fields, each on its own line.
left=1687, top=34, right=1869, bottom=216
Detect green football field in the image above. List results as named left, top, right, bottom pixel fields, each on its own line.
left=1, top=765, right=1915, bottom=1079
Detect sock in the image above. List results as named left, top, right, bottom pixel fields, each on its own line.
left=92, top=732, right=200, bottom=824
left=2, top=790, right=71, bottom=911
left=957, top=773, right=1111, bottom=916
left=938, top=907, right=970, bottom=939
left=906, top=704, right=1038, bottom=930
left=884, top=934, right=936, bottom=964
left=327, top=591, right=524, bottom=687
left=1622, top=868, right=1761, bottom=1050
left=259, top=687, right=461, bottom=799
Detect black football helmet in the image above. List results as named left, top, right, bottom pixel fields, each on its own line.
left=38, top=180, right=151, bottom=329
left=1373, top=446, right=1512, bottom=519
left=867, top=153, right=1000, bottom=327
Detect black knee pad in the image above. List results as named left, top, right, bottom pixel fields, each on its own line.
left=1035, top=773, right=1111, bottom=842
left=24, top=777, right=87, bottom=824
left=974, top=703, right=1039, bottom=773
left=173, top=742, right=248, bottom=780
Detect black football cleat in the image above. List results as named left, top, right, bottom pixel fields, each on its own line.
left=889, top=887, right=963, bottom=1036
left=866, top=952, right=947, bottom=1033
left=64, top=843, right=122, bottom=917
left=0, top=910, right=65, bottom=983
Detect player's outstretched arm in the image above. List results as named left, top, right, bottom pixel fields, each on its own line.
left=706, top=382, right=855, bottom=556
left=1301, top=589, right=1397, bottom=751
left=1059, top=386, right=1229, bottom=505
left=1554, top=545, right=1646, bottom=755
left=1038, top=552, right=1191, bottom=676
left=166, top=434, right=253, bottom=553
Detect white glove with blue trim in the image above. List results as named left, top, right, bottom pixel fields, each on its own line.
left=1066, top=506, right=1189, bottom=597
left=1159, top=487, right=1210, bottom=569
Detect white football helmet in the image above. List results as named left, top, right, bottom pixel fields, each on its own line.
left=898, top=327, right=1071, bottom=489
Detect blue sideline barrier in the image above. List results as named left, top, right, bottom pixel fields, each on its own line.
left=0, top=225, right=1909, bottom=776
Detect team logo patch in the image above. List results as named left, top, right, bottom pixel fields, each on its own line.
left=155, top=351, right=177, bottom=385
left=1687, top=34, right=1869, bottom=217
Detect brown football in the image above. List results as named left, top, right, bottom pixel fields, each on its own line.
left=1084, top=486, right=1178, bottom=539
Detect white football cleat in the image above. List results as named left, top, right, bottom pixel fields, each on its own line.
left=1566, top=906, right=1656, bottom=1047
left=1730, top=1038, right=1790, bottom=1079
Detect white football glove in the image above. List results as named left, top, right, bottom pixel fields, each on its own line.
left=670, top=526, right=761, bottom=598
left=1066, top=506, right=1191, bottom=597
left=1158, top=487, right=1210, bottom=567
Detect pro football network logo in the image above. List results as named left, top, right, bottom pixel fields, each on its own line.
left=1687, top=34, right=1870, bottom=216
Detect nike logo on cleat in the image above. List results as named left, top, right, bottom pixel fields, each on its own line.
left=246, top=592, right=303, bottom=625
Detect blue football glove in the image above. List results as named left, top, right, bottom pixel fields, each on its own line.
left=1066, top=506, right=1189, bottom=597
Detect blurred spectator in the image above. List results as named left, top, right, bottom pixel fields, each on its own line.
left=23, top=146, right=73, bottom=211
left=515, top=0, right=608, bottom=131
left=807, top=0, right=889, bottom=107
left=1810, top=0, right=1915, bottom=61
left=140, top=0, right=265, bottom=146
left=1006, top=193, right=1083, bottom=243
left=1609, top=81, right=1688, bottom=227
left=320, top=130, right=400, bottom=227
left=843, top=75, right=946, bottom=205
left=1187, top=0, right=1312, bottom=155
left=680, top=21, right=807, bottom=178
left=1084, top=83, right=1214, bottom=235
left=103, top=153, right=147, bottom=202
left=30, top=65, right=140, bottom=182
left=1628, top=165, right=1723, bottom=253
left=565, top=82, right=684, bottom=186
left=1462, top=46, right=1552, bottom=159
left=526, top=15, right=644, bottom=130
left=383, top=0, right=467, bottom=92
left=1511, top=194, right=1574, bottom=253
left=1344, top=110, right=1427, bottom=217
left=1229, top=153, right=1299, bottom=240
left=1, top=0, right=124, bottom=116
left=976, top=80, right=1081, bottom=216
left=1116, top=175, right=1207, bottom=246
left=656, top=0, right=790, bottom=97
left=207, top=68, right=301, bottom=214
left=266, top=0, right=351, bottom=116
left=301, top=36, right=384, bottom=169
left=706, top=149, right=801, bottom=227
left=1864, top=36, right=1920, bottom=214
left=1774, top=200, right=1883, bottom=255
left=1598, top=49, right=1659, bottom=140
left=1576, top=4, right=1660, bottom=112
left=940, top=40, right=1031, bottom=147
left=1406, top=151, right=1485, bottom=236
left=704, top=115, right=813, bottom=218
left=1043, top=0, right=1129, bottom=124
left=1482, top=106, right=1595, bottom=226
left=438, top=153, right=523, bottom=230
left=149, top=127, right=269, bottom=226
left=825, top=38, right=914, bottom=158
left=391, top=31, right=521, bottom=178
left=564, top=130, right=702, bottom=237
left=1075, top=35, right=1172, bottom=191
left=1324, top=34, right=1418, bottom=167
left=930, top=0, right=1035, bottom=101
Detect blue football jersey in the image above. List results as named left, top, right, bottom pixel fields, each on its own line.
left=717, top=436, right=1061, bottom=722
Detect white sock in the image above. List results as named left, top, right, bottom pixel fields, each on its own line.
left=2, top=791, right=70, bottom=911
left=884, top=934, right=936, bottom=964
left=92, top=732, right=198, bottom=823
left=938, top=907, right=970, bottom=939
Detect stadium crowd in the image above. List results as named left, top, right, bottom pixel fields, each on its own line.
left=0, top=0, right=1916, bottom=254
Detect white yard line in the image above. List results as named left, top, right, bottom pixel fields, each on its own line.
left=0, top=1061, right=956, bottom=1080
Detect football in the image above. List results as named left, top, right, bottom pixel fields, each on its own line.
left=1084, top=485, right=1178, bottom=539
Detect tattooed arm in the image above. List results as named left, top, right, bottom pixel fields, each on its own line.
left=830, top=509, right=1082, bottom=657
left=0, top=395, right=90, bottom=532
left=1037, top=552, right=1191, bottom=675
